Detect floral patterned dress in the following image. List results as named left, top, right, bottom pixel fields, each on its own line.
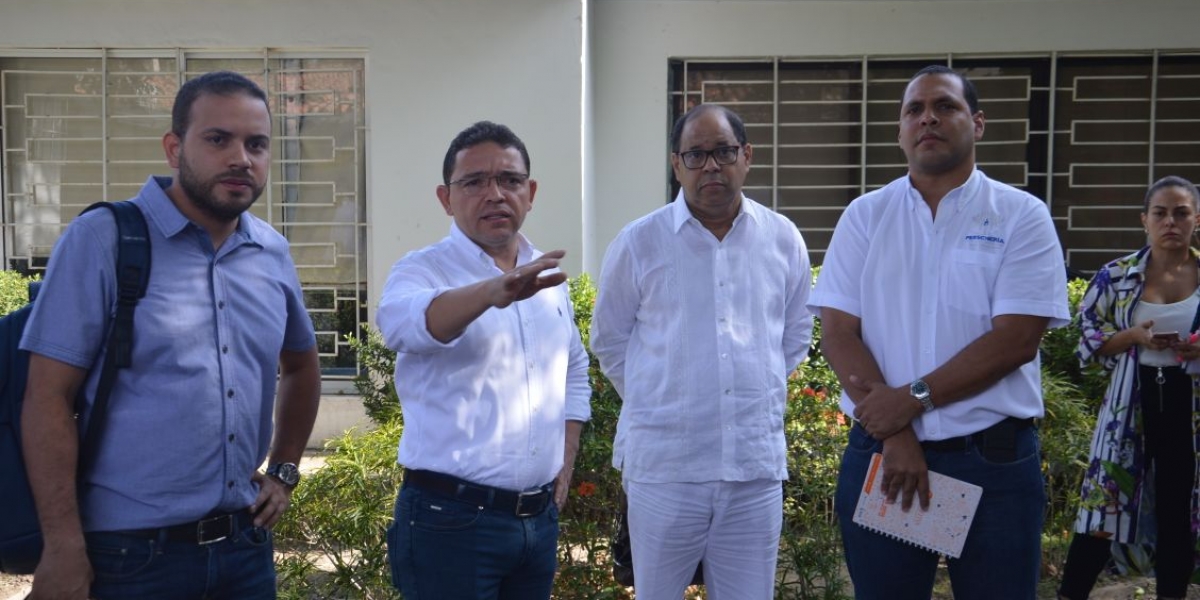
left=1074, top=246, right=1200, bottom=553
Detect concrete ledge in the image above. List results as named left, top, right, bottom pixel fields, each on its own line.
left=308, top=395, right=373, bottom=448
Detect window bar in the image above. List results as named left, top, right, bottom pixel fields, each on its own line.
left=771, top=57, right=779, bottom=212
left=102, top=50, right=109, bottom=202
left=262, top=51, right=274, bottom=228
left=281, top=57, right=302, bottom=240
left=859, top=56, right=868, bottom=196
left=353, top=65, right=365, bottom=369
left=1, top=61, right=8, bottom=265
left=1148, top=50, right=1159, bottom=185
left=1046, top=52, right=1058, bottom=211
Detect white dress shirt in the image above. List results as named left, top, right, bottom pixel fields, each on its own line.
left=590, top=192, right=813, bottom=483
left=377, top=223, right=591, bottom=491
left=808, top=170, right=1070, bottom=440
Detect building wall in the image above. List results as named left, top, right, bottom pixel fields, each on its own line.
left=6, top=0, right=1200, bottom=443
left=589, top=0, right=1200, bottom=271
left=0, top=0, right=585, bottom=317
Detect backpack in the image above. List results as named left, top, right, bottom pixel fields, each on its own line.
left=0, top=201, right=150, bottom=574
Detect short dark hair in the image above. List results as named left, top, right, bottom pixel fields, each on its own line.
left=442, top=121, right=531, bottom=185
left=670, top=104, right=748, bottom=153
left=171, top=71, right=269, bottom=138
left=909, top=65, right=980, bottom=114
left=1144, top=175, right=1200, bottom=212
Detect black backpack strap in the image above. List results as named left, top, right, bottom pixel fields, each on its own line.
left=77, top=201, right=150, bottom=474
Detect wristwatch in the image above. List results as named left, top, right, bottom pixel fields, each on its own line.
left=910, top=379, right=934, bottom=413
left=266, top=462, right=301, bottom=488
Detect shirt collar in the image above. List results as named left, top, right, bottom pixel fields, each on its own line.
left=1128, top=245, right=1200, bottom=280
left=668, top=189, right=758, bottom=234
left=447, top=221, right=533, bottom=270
left=903, top=168, right=983, bottom=214
left=142, top=176, right=258, bottom=246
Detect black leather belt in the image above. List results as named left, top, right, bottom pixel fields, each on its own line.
left=110, top=511, right=252, bottom=545
left=403, top=469, right=554, bottom=518
left=919, top=416, right=1035, bottom=453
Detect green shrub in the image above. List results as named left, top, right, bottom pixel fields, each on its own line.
left=274, top=269, right=1102, bottom=599
left=0, top=270, right=39, bottom=316
left=275, top=420, right=404, bottom=600
left=1039, top=278, right=1108, bottom=405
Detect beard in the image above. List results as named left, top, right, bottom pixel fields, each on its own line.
left=176, top=150, right=264, bottom=222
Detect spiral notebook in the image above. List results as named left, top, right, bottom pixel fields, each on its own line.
left=852, top=452, right=982, bottom=558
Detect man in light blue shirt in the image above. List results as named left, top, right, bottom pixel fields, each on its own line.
left=21, top=71, right=320, bottom=600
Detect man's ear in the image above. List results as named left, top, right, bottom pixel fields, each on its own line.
left=436, top=185, right=453, bottom=216
left=526, top=179, right=538, bottom=210
left=163, top=131, right=182, bottom=169
left=973, top=110, right=986, bottom=142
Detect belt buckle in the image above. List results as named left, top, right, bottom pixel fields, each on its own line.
left=196, top=514, right=233, bottom=545
left=514, top=490, right=547, bottom=517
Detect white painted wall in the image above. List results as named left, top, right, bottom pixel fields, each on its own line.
left=0, top=0, right=584, bottom=445
left=0, top=0, right=585, bottom=318
left=7, top=0, right=1200, bottom=443
left=589, top=0, right=1200, bottom=271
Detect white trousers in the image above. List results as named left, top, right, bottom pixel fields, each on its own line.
left=624, top=478, right=783, bottom=600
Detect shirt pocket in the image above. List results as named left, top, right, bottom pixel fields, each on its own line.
left=945, top=249, right=1002, bottom=316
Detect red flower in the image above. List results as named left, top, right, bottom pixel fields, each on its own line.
left=576, top=481, right=597, bottom=497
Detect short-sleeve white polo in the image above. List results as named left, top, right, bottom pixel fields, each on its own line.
left=808, top=170, right=1070, bottom=440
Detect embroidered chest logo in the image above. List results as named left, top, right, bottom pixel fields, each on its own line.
left=963, top=212, right=1006, bottom=246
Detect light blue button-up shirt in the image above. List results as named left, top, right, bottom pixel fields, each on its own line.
left=21, top=176, right=316, bottom=531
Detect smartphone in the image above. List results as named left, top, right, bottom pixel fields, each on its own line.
left=1152, top=331, right=1182, bottom=342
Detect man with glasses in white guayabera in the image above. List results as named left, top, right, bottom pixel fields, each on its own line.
left=377, top=121, right=591, bottom=599
left=591, top=104, right=814, bottom=599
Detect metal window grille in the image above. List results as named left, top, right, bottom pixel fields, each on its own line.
left=669, top=52, right=1200, bottom=270
left=0, top=50, right=367, bottom=379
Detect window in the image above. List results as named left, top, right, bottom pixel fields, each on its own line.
left=0, top=50, right=367, bottom=377
left=669, top=52, right=1200, bottom=270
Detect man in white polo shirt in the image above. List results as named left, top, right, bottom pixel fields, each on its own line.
left=809, top=65, right=1069, bottom=599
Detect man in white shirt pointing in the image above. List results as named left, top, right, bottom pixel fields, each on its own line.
left=590, top=104, right=814, bottom=599
left=377, top=121, right=591, bottom=600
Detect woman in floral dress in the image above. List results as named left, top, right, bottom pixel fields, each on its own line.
left=1059, top=176, right=1200, bottom=600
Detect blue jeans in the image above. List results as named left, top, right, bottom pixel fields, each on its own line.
left=835, top=423, right=1045, bottom=600
left=87, top=525, right=275, bottom=600
left=387, top=483, right=560, bottom=600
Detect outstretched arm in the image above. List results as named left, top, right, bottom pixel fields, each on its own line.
left=426, top=250, right=567, bottom=343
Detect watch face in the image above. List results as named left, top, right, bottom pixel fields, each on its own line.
left=911, top=380, right=931, bottom=398
left=272, top=463, right=300, bottom=486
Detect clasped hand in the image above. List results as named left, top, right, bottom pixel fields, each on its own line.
left=849, top=374, right=922, bottom=440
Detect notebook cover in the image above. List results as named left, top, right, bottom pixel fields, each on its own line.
left=851, top=452, right=982, bottom=558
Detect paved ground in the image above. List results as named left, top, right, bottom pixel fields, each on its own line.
left=0, top=574, right=30, bottom=600
left=6, top=571, right=1199, bottom=599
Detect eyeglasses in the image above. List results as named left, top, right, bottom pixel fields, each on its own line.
left=675, top=145, right=742, bottom=170
left=448, top=172, right=530, bottom=196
